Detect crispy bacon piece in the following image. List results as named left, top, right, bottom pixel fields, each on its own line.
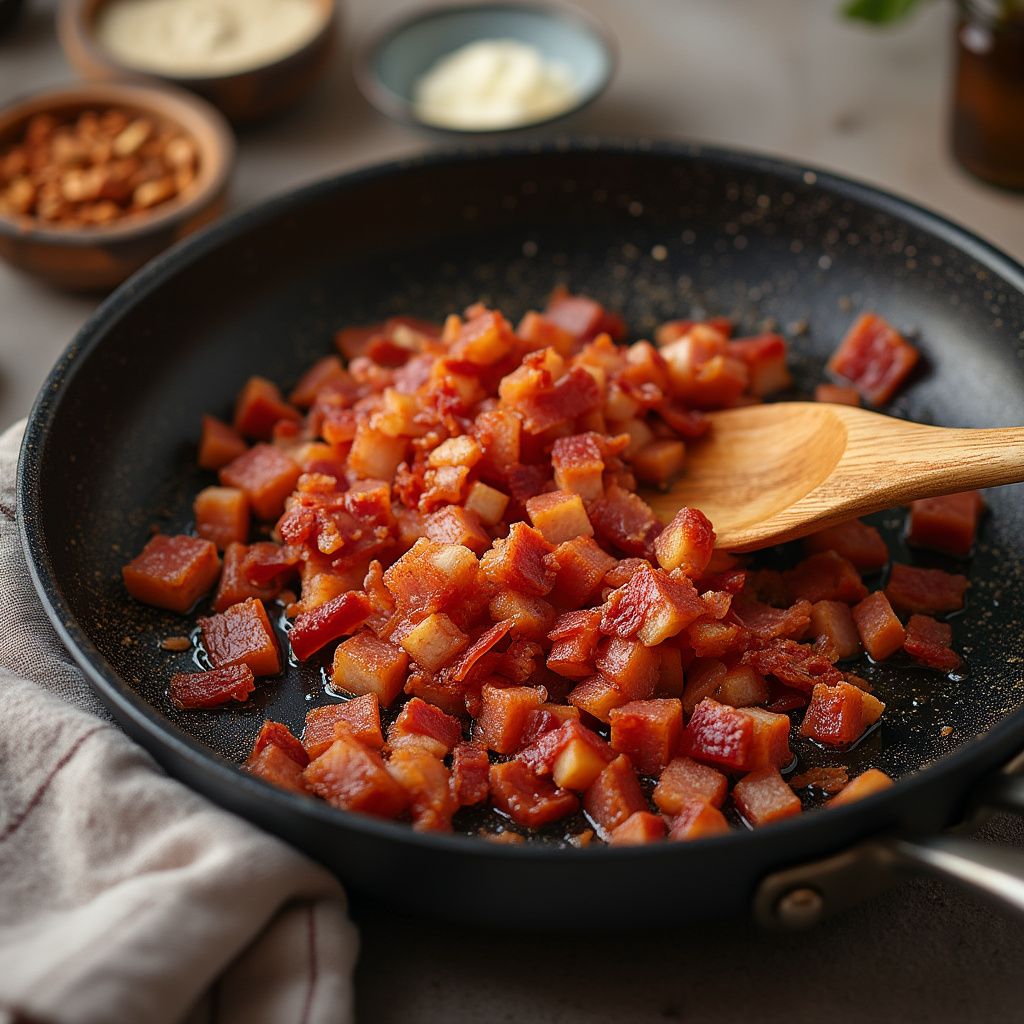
left=526, top=490, right=594, bottom=545
left=289, top=591, right=372, bottom=662
left=600, top=564, right=705, bottom=646
left=583, top=754, right=647, bottom=835
left=303, top=695, right=383, bottom=758
left=551, top=432, right=606, bottom=503
left=546, top=609, right=602, bottom=678
left=387, top=748, right=457, bottom=832
left=220, top=444, right=301, bottom=521
left=332, top=631, right=408, bottom=706
left=907, top=491, right=983, bottom=558
left=481, top=522, right=555, bottom=596
left=609, top=811, right=667, bottom=846
left=169, top=664, right=254, bottom=710
left=681, top=698, right=791, bottom=773
left=653, top=757, right=728, bottom=814
left=609, top=699, right=684, bottom=775
left=784, top=551, right=867, bottom=605
left=489, top=760, right=578, bottom=828
left=803, top=519, right=888, bottom=571
left=234, top=376, right=302, bottom=441
left=388, top=697, right=463, bottom=758
left=852, top=592, right=906, bottom=661
left=589, top=485, right=662, bottom=559
left=546, top=536, right=617, bottom=607
left=731, top=596, right=812, bottom=642
left=249, top=720, right=309, bottom=768
left=800, top=681, right=885, bottom=747
left=727, top=334, right=791, bottom=396
left=199, top=415, right=247, bottom=471
left=732, top=768, right=802, bottom=826
left=653, top=507, right=716, bottom=577
left=194, top=486, right=249, bottom=552
left=289, top=355, right=348, bottom=408
left=545, top=288, right=625, bottom=343
left=809, top=600, right=862, bottom=661
left=383, top=538, right=480, bottom=615
left=742, top=639, right=843, bottom=691
left=903, top=614, right=961, bottom=671
left=828, top=768, right=894, bottom=807
left=478, top=684, right=546, bottom=754
left=451, top=742, right=491, bottom=806
left=214, top=542, right=281, bottom=613
left=199, top=597, right=280, bottom=677
left=123, top=534, right=220, bottom=614
left=884, top=563, right=968, bottom=616
left=304, top=734, right=409, bottom=818
left=667, top=798, right=730, bottom=840
left=245, top=744, right=307, bottom=793
left=566, top=675, right=629, bottom=722
left=827, top=313, right=920, bottom=406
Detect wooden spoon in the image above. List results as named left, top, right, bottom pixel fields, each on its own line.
left=644, top=402, right=1024, bottom=553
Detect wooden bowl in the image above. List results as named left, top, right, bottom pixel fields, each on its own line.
left=0, top=81, right=233, bottom=291
left=59, top=0, right=338, bottom=124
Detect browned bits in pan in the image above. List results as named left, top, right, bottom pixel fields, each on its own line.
left=0, top=108, right=199, bottom=228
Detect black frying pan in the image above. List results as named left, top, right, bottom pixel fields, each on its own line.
left=17, top=142, right=1024, bottom=928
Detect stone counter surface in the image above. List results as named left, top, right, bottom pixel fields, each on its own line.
left=2, top=1, right=1022, bottom=1021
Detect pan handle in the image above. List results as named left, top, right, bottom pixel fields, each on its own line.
left=755, top=770, right=1024, bottom=929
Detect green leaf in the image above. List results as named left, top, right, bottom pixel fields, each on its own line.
left=843, top=0, right=923, bottom=23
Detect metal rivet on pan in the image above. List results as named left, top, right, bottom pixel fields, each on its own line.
left=775, top=887, right=825, bottom=928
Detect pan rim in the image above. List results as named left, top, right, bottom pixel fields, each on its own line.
left=17, top=138, right=1024, bottom=860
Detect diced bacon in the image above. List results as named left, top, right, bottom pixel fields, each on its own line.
left=518, top=366, right=602, bottom=434
left=727, top=334, right=791, bottom=396
left=451, top=742, right=491, bottom=806
left=194, top=486, right=249, bottom=551
left=249, top=720, right=309, bottom=768
left=903, top=614, right=961, bottom=671
left=241, top=542, right=300, bottom=587
left=488, top=590, right=556, bottom=641
left=234, top=376, right=302, bottom=441
left=654, top=507, right=716, bottom=577
left=546, top=609, right=602, bottom=678
left=289, top=355, right=348, bottom=408
left=546, top=536, right=617, bottom=607
left=545, top=288, right=625, bottom=343
left=884, top=563, right=968, bottom=616
left=600, top=564, right=705, bottom=646
left=566, top=675, right=629, bottom=722
left=384, top=538, right=479, bottom=615
left=852, top=592, right=906, bottom=661
left=463, top=481, right=509, bottom=527
left=199, top=415, right=247, bottom=471
left=632, top=439, right=687, bottom=486
left=303, top=695, right=383, bottom=758
left=784, top=551, right=867, bottom=604
left=450, top=309, right=516, bottom=365
left=609, top=811, right=667, bottom=846
left=518, top=718, right=611, bottom=777
left=481, top=522, right=555, bottom=596
left=289, top=591, right=372, bottom=662
left=526, top=490, right=593, bottom=545
left=387, top=748, right=457, bottom=832
left=473, top=407, right=522, bottom=477
left=827, top=313, right=920, bottom=406
left=653, top=757, right=728, bottom=814
left=245, top=743, right=307, bottom=793
left=731, top=596, right=812, bottom=642
left=332, top=631, right=408, bottom=706
left=907, top=491, right=983, bottom=558
left=656, top=318, right=733, bottom=346
left=595, top=638, right=660, bottom=700
left=742, top=639, right=843, bottom=691
left=423, top=505, right=490, bottom=554
left=681, top=658, right=727, bottom=715
left=583, top=754, right=647, bottom=835
left=681, top=698, right=791, bottom=773
left=609, top=698, right=683, bottom=775
left=800, top=681, right=885, bottom=746
left=220, top=444, right=301, bottom=520
left=199, top=597, right=280, bottom=677
left=388, top=697, right=463, bottom=758
left=478, top=684, right=546, bottom=754
left=814, top=383, right=861, bottom=407
left=589, top=485, right=662, bottom=558
left=214, top=542, right=280, bottom=612
left=397, top=612, right=469, bottom=672
left=169, top=664, right=254, bottom=710
left=489, top=759, right=578, bottom=828
left=809, top=600, right=862, bottom=660
left=666, top=798, right=730, bottom=840
left=517, top=310, right=576, bottom=356
left=123, top=534, right=220, bottom=614
left=303, top=734, right=409, bottom=818
left=715, top=665, right=769, bottom=708
left=828, top=768, right=894, bottom=807
left=442, top=620, right=513, bottom=686
left=732, top=768, right=802, bottom=826
left=802, top=520, right=888, bottom=571
left=551, top=432, right=606, bottom=502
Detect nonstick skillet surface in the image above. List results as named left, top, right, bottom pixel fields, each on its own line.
left=19, top=143, right=1024, bottom=925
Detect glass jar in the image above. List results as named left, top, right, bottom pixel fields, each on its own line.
left=952, top=0, right=1024, bottom=189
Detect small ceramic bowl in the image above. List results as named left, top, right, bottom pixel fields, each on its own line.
left=58, top=0, right=338, bottom=124
left=354, top=0, right=615, bottom=134
left=0, top=81, right=234, bottom=291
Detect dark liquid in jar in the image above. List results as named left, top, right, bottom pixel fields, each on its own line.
left=952, top=10, right=1024, bottom=190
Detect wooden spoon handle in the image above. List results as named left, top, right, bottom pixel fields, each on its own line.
left=846, top=423, right=1024, bottom=507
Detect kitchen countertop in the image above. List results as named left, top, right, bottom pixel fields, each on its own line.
left=2, top=1, right=1022, bottom=1020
